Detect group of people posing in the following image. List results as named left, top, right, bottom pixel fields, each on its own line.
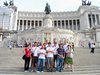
left=23, top=40, right=74, bottom=73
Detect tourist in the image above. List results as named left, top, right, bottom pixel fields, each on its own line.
left=88, top=42, right=91, bottom=49
left=63, top=40, right=69, bottom=69
left=64, top=43, right=74, bottom=71
left=46, top=42, right=54, bottom=72
left=56, top=44, right=65, bottom=72
left=31, top=42, right=40, bottom=72
left=90, top=43, right=95, bottom=53
left=52, top=42, right=59, bottom=68
left=23, top=43, right=31, bottom=72
left=37, top=44, right=46, bottom=73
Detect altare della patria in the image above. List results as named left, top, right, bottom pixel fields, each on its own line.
left=0, top=0, right=100, bottom=47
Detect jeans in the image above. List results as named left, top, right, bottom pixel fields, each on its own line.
left=56, top=57, right=64, bottom=72
left=37, top=59, right=45, bottom=71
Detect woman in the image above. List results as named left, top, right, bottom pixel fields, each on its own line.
left=64, top=43, right=73, bottom=72
left=23, top=43, right=31, bottom=72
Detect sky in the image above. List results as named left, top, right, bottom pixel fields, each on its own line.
left=0, top=0, right=100, bottom=12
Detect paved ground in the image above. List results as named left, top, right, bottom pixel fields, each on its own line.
left=0, top=47, right=100, bottom=75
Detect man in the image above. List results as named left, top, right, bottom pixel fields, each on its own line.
left=31, top=42, right=40, bottom=72
left=56, top=44, right=65, bottom=72
left=46, top=42, right=54, bottom=72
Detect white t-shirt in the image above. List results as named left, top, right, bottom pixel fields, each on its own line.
left=52, top=45, right=59, bottom=55
left=63, top=44, right=68, bottom=52
left=46, top=46, right=54, bottom=57
left=31, top=47, right=40, bottom=57
left=70, top=49, right=74, bottom=58
left=91, top=43, right=95, bottom=48
left=38, top=49, right=46, bottom=59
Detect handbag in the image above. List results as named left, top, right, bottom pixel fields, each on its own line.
left=22, top=54, right=26, bottom=60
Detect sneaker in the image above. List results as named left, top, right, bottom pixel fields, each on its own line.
left=31, top=70, right=33, bottom=72
left=36, top=71, right=40, bottom=73
left=24, top=70, right=28, bottom=72
left=41, top=71, right=44, bottom=73
left=56, top=71, right=59, bottom=73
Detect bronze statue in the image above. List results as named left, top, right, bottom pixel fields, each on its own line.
left=3, top=0, right=14, bottom=6
left=44, top=3, right=51, bottom=14
left=82, top=0, right=91, bottom=6
left=87, top=1, right=91, bottom=6
left=82, top=0, right=87, bottom=5
left=9, top=0, right=14, bottom=6
left=4, top=1, right=8, bottom=6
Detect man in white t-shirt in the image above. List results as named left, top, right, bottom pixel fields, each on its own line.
left=37, top=45, right=46, bottom=73
left=31, top=42, right=40, bottom=72
left=46, top=42, right=54, bottom=72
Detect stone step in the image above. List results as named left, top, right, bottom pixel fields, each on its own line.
left=74, top=65, right=100, bottom=71
left=0, top=66, right=100, bottom=75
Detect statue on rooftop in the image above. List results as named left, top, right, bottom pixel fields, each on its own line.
left=87, top=1, right=91, bottom=6
left=9, top=0, right=14, bottom=6
left=82, top=0, right=91, bottom=6
left=4, top=1, right=8, bottom=6
left=44, top=3, right=51, bottom=14
left=82, top=0, right=87, bottom=5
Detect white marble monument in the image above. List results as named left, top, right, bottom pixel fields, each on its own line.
left=43, top=14, right=53, bottom=27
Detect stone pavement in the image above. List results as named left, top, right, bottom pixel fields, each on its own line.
left=0, top=47, right=100, bottom=75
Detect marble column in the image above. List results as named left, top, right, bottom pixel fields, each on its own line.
left=22, top=20, right=24, bottom=31
left=91, top=14, right=93, bottom=27
left=56, top=20, right=58, bottom=28
left=99, top=14, right=100, bottom=25
left=18, top=20, right=20, bottom=31
left=0, top=34, right=2, bottom=41
left=68, top=20, right=70, bottom=29
left=64, top=20, right=66, bottom=29
left=72, top=20, right=74, bottom=30
left=95, top=14, right=97, bottom=25
left=76, top=20, right=78, bottom=31
left=26, top=20, right=28, bottom=29
left=30, top=20, right=32, bottom=29
left=60, top=20, right=62, bottom=28
left=34, top=20, right=35, bottom=28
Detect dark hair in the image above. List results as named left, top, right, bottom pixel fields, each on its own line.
left=48, top=42, right=51, bottom=44
left=28, top=43, right=31, bottom=46
left=34, top=41, right=37, bottom=44
left=24, top=44, right=28, bottom=47
left=24, top=42, right=28, bottom=47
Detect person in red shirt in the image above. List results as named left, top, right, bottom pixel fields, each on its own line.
left=23, top=43, right=31, bottom=72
